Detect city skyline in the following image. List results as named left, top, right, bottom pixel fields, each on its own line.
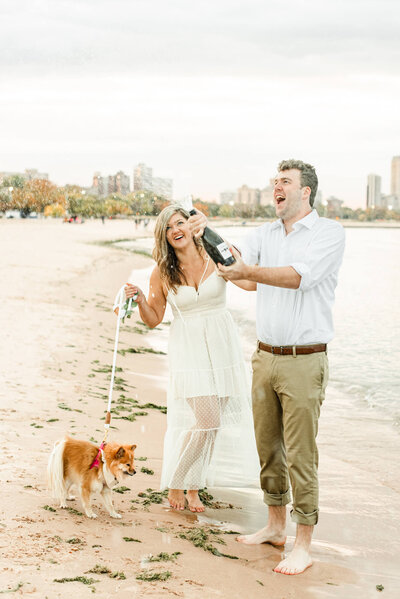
left=1, top=1, right=399, bottom=209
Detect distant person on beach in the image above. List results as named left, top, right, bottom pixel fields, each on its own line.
left=190, top=159, right=345, bottom=575
left=124, top=204, right=259, bottom=512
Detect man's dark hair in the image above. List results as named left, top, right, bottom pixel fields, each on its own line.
left=278, top=159, right=318, bottom=207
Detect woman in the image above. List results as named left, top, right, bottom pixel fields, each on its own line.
left=125, top=204, right=258, bottom=512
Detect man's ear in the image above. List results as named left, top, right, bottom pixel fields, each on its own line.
left=302, top=186, right=311, bottom=202
left=115, top=447, right=125, bottom=459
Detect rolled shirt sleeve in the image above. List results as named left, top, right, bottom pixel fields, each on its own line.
left=290, top=222, right=345, bottom=291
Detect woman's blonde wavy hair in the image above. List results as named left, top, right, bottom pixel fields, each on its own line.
left=152, top=204, right=203, bottom=292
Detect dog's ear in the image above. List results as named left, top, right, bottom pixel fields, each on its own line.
left=131, top=444, right=137, bottom=451
left=115, top=447, right=125, bottom=459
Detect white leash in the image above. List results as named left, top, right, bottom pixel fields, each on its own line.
left=102, top=286, right=136, bottom=434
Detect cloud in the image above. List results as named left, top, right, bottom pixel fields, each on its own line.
left=1, top=0, right=399, bottom=77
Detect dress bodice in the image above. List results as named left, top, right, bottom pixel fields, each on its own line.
left=167, top=271, right=226, bottom=318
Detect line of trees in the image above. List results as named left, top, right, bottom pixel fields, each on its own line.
left=1, top=175, right=399, bottom=221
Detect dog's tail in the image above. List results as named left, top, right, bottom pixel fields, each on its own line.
left=47, top=438, right=67, bottom=504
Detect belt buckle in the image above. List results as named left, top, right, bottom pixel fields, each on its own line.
left=271, top=346, right=284, bottom=355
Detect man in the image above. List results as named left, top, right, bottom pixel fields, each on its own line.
left=189, top=159, right=345, bottom=575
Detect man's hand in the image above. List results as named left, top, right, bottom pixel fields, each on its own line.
left=217, top=247, right=249, bottom=281
left=188, top=211, right=207, bottom=238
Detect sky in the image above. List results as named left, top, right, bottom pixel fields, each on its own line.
left=1, top=0, right=399, bottom=208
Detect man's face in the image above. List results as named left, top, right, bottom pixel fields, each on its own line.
left=273, top=169, right=309, bottom=221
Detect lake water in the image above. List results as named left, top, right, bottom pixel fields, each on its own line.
left=125, top=225, right=400, bottom=427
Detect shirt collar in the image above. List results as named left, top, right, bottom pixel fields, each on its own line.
left=271, top=209, right=319, bottom=231
left=293, top=209, right=319, bottom=230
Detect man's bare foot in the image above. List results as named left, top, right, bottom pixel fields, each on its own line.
left=273, top=547, right=312, bottom=575
left=236, top=526, right=286, bottom=546
left=186, top=490, right=205, bottom=513
left=168, top=489, right=186, bottom=510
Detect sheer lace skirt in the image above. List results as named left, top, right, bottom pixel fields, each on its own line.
left=160, top=310, right=259, bottom=490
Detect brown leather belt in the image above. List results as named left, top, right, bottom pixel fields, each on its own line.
left=257, top=341, right=327, bottom=356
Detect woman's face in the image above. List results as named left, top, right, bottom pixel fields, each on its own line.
left=166, top=212, right=192, bottom=250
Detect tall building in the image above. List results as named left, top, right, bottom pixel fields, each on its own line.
left=133, top=162, right=173, bottom=199
left=152, top=176, right=173, bottom=199
left=133, top=163, right=153, bottom=192
left=91, top=170, right=130, bottom=197
left=260, top=179, right=275, bottom=206
left=219, top=191, right=237, bottom=204
left=237, top=185, right=260, bottom=205
left=113, top=171, right=130, bottom=195
left=391, top=155, right=400, bottom=198
left=92, top=172, right=107, bottom=197
left=366, top=174, right=382, bottom=209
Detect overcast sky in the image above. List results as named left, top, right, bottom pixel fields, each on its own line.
left=1, top=0, right=399, bottom=207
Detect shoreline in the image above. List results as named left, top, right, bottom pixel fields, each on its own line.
left=1, top=219, right=399, bottom=598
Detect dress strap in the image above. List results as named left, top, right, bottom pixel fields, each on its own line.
left=196, top=256, right=210, bottom=296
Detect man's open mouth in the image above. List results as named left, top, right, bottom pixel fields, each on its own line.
left=275, top=195, right=285, bottom=205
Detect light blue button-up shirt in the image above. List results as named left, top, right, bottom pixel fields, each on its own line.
left=240, top=210, right=345, bottom=345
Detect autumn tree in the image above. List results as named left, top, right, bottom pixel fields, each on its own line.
left=11, top=179, right=64, bottom=216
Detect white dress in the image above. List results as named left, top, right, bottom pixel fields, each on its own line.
left=160, top=271, right=259, bottom=491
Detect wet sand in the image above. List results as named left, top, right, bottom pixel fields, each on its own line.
left=0, top=218, right=399, bottom=598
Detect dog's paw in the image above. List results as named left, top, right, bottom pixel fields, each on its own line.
left=110, top=512, right=122, bottom=519
left=86, top=512, right=98, bottom=519
left=67, top=495, right=76, bottom=501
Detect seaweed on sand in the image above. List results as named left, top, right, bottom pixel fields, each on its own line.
left=178, top=527, right=239, bottom=560
left=136, top=571, right=172, bottom=582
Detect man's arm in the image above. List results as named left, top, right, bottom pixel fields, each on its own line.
left=219, top=222, right=345, bottom=291
left=217, top=248, right=301, bottom=289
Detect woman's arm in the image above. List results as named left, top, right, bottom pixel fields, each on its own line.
left=125, top=266, right=167, bottom=328
left=230, top=279, right=257, bottom=291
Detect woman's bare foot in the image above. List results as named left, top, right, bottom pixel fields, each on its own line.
left=236, top=525, right=286, bottom=546
left=186, top=490, right=205, bottom=513
left=273, top=547, right=312, bottom=575
left=168, top=489, right=186, bottom=510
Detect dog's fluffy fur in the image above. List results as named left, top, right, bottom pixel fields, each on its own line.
left=47, top=436, right=136, bottom=519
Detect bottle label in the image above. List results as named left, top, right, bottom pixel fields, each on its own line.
left=216, top=241, right=233, bottom=260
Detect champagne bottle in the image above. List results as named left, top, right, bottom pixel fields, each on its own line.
left=189, top=208, right=235, bottom=266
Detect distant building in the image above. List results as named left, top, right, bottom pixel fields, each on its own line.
left=152, top=176, right=173, bottom=199
left=133, top=162, right=173, bottom=199
left=0, top=168, right=49, bottom=185
left=366, top=173, right=382, bottom=208
left=112, top=171, right=130, bottom=195
left=260, top=179, right=274, bottom=206
left=237, top=185, right=260, bottom=205
left=91, top=170, right=130, bottom=197
left=92, top=172, right=107, bottom=197
left=219, top=191, right=237, bottom=204
left=326, top=196, right=343, bottom=218
left=391, top=155, right=400, bottom=199
left=381, top=194, right=400, bottom=212
left=133, top=163, right=153, bottom=192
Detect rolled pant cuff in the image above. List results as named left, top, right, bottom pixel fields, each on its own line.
left=290, top=507, right=319, bottom=526
left=263, top=489, right=291, bottom=506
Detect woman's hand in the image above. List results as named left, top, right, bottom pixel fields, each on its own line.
left=125, top=283, right=145, bottom=304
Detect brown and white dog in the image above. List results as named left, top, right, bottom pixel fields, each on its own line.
left=47, top=436, right=136, bottom=519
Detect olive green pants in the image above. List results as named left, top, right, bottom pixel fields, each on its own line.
left=251, top=347, right=329, bottom=526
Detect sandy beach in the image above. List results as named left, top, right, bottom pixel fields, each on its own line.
left=1, top=218, right=399, bottom=599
